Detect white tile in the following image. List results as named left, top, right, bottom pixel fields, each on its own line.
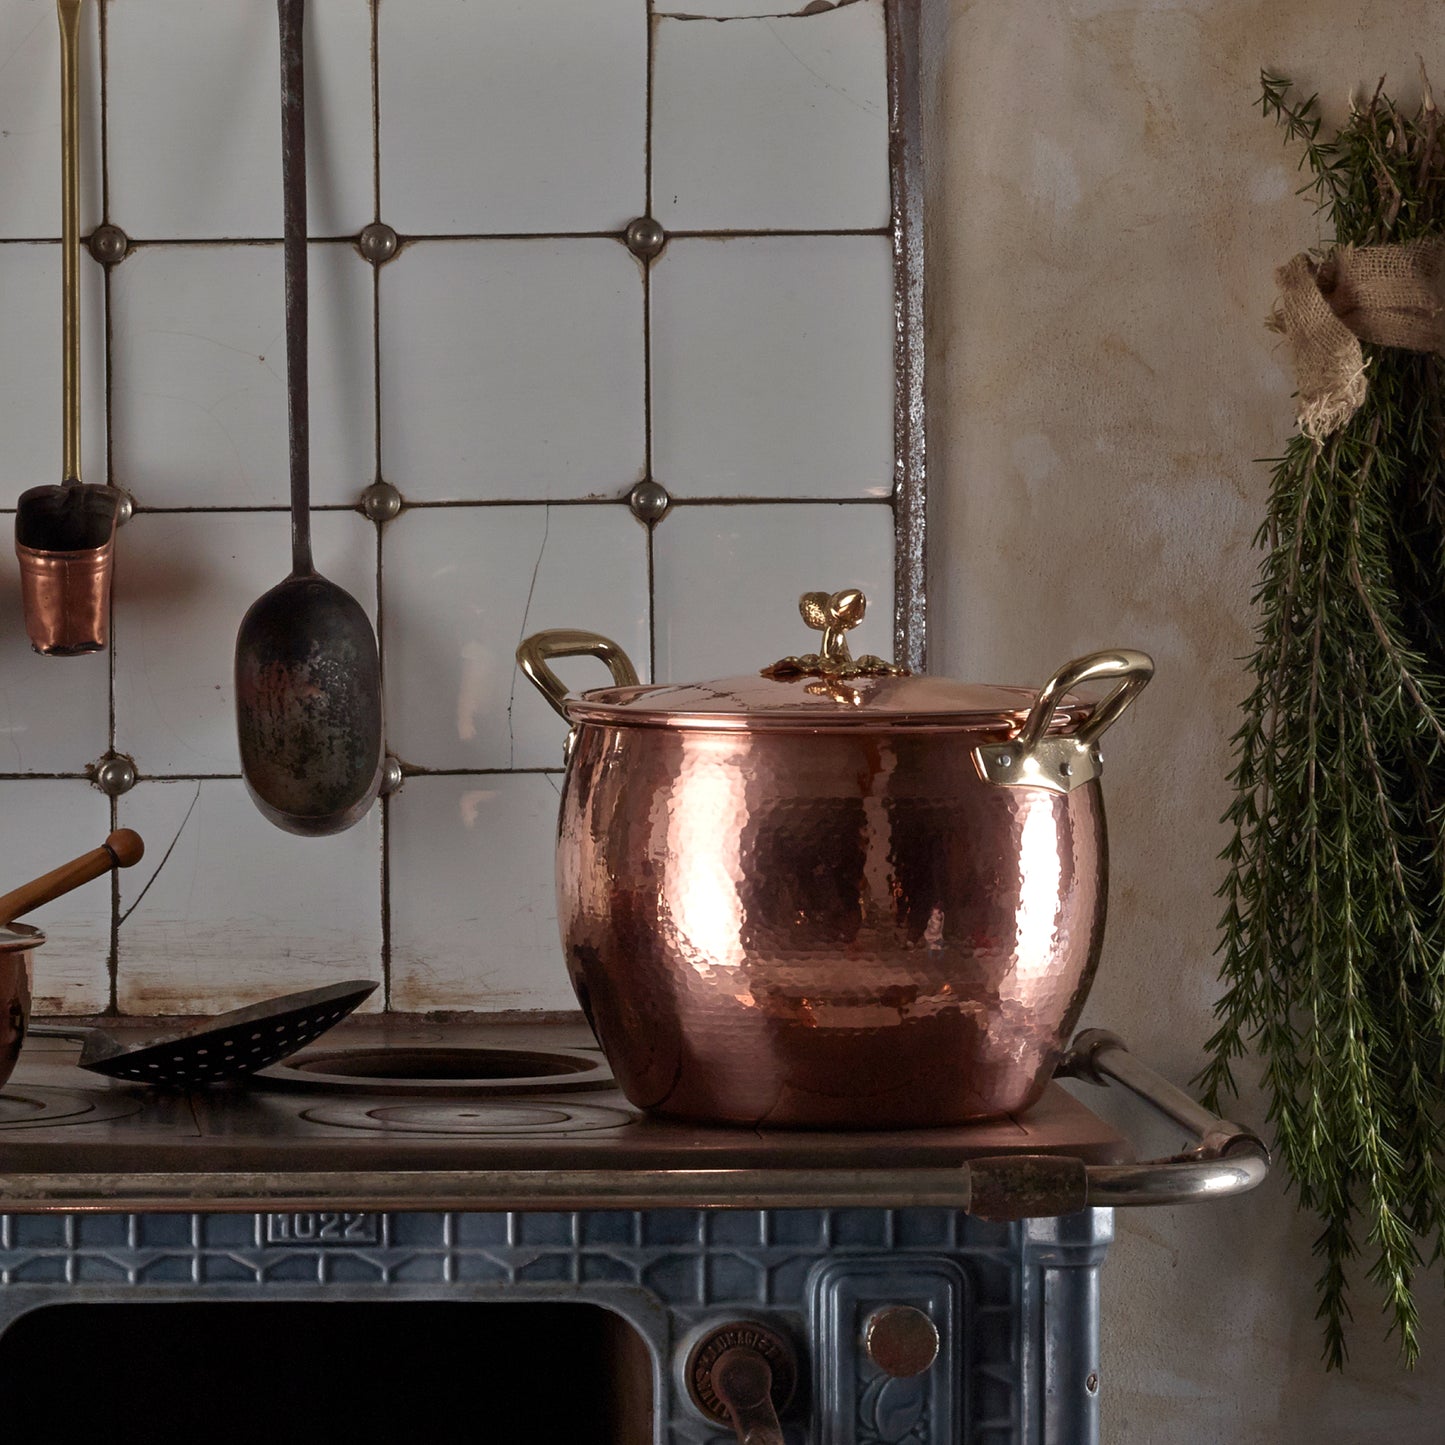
left=0, top=560, right=109, bottom=773
left=651, top=235, right=894, bottom=497
left=652, top=501, right=894, bottom=678
left=113, top=510, right=377, bottom=777
left=383, top=504, right=648, bottom=771
left=110, top=244, right=374, bottom=508
left=389, top=773, right=574, bottom=1012
left=0, top=244, right=106, bottom=507
left=0, top=780, right=112, bottom=1013
left=107, top=0, right=373, bottom=239
left=379, top=0, right=644, bottom=234
left=116, top=778, right=382, bottom=1013
left=0, top=0, right=102, bottom=238
left=653, top=2, right=890, bottom=231
left=379, top=241, right=644, bottom=501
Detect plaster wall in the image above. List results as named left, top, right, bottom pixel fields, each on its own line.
left=925, top=1, right=1445, bottom=1439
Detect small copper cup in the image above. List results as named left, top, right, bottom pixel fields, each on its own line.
left=14, top=484, right=119, bottom=655
left=0, top=923, right=41, bottom=1092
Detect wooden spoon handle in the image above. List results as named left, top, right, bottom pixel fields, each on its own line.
left=0, top=829, right=144, bottom=926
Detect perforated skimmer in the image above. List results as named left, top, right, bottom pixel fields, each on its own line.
left=27, top=981, right=377, bottom=1087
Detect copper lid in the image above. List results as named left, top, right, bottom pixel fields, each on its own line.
left=567, top=589, right=1089, bottom=733
left=567, top=673, right=1093, bottom=731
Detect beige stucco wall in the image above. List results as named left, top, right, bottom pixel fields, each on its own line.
left=925, top=1, right=1445, bottom=1439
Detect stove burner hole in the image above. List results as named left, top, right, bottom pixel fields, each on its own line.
left=0, top=1301, right=652, bottom=1444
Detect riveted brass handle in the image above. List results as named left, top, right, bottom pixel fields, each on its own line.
left=516, top=629, right=641, bottom=721
left=974, top=648, right=1154, bottom=794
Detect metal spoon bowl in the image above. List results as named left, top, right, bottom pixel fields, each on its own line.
left=234, top=0, right=382, bottom=836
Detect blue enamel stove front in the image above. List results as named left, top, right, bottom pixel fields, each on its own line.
left=0, top=1206, right=1111, bottom=1444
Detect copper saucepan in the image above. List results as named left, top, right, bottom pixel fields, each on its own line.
left=0, top=830, right=144, bottom=1091
left=518, top=588, right=1153, bottom=1129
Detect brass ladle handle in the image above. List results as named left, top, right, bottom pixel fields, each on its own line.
left=516, top=629, right=641, bottom=721
left=59, top=0, right=83, bottom=485
left=710, top=1347, right=785, bottom=1445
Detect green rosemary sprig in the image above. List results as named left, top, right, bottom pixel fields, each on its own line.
left=1201, top=72, right=1445, bottom=1369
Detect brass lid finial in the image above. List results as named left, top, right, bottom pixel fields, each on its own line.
left=762, top=588, right=908, bottom=689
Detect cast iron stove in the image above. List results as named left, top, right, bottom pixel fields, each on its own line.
left=0, top=1018, right=1265, bottom=1444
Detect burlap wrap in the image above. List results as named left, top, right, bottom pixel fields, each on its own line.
left=1272, top=240, right=1445, bottom=438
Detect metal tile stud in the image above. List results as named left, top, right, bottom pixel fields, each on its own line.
left=109, top=488, right=135, bottom=527
left=91, top=754, right=138, bottom=797
left=358, top=222, right=400, bottom=266
left=380, top=756, right=404, bottom=797
left=624, top=216, right=666, bottom=261
left=628, top=479, right=670, bottom=523
left=360, top=480, right=403, bottom=522
left=88, top=224, right=129, bottom=265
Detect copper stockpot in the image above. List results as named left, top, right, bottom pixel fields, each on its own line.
left=518, top=589, right=1153, bottom=1129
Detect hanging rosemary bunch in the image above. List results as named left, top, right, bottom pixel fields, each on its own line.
left=1200, top=72, right=1445, bottom=1369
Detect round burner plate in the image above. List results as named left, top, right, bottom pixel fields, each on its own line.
left=0, top=1085, right=142, bottom=1129
left=257, top=1044, right=613, bottom=1096
left=300, top=1099, right=634, bottom=1136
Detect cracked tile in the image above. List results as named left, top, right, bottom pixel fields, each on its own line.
left=653, top=0, right=889, bottom=230
left=115, top=778, right=382, bottom=1014
left=382, top=504, right=648, bottom=772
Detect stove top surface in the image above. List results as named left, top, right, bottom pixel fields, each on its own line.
left=0, top=1017, right=1130, bottom=1214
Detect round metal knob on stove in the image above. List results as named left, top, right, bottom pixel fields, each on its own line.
left=864, top=1305, right=939, bottom=1379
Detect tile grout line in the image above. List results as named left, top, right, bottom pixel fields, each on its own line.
left=645, top=0, right=657, bottom=681
left=0, top=768, right=565, bottom=784
left=0, top=227, right=890, bottom=249
left=369, top=0, right=391, bottom=1011
left=100, top=0, right=119, bottom=1016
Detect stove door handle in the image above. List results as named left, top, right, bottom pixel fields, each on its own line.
left=967, top=1030, right=1271, bottom=1220
left=710, top=1346, right=785, bottom=1445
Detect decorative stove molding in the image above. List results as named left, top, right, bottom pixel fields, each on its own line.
left=0, top=1206, right=1110, bottom=1444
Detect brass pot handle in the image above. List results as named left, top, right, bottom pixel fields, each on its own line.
left=516, top=629, right=641, bottom=721
left=974, top=648, right=1154, bottom=794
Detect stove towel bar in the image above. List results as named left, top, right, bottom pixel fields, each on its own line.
left=966, top=1028, right=1270, bottom=1221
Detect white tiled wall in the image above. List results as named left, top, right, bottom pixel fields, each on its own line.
left=0, top=0, right=905, bottom=1015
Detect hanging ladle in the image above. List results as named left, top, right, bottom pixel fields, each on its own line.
left=234, top=0, right=383, bottom=835
left=14, top=0, right=124, bottom=656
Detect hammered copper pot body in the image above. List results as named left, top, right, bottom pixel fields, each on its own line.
left=0, top=925, right=41, bottom=1093
left=559, top=722, right=1106, bottom=1127
left=519, top=599, right=1152, bottom=1130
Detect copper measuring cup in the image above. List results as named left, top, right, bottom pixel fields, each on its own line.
left=14, top=0, right=123, bottom=657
